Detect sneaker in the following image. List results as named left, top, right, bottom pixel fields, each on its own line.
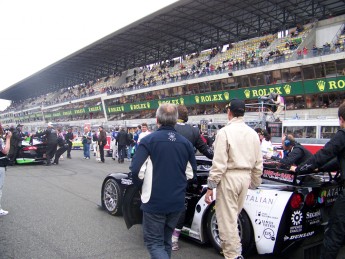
left=172, top=241, right=179, bottom=251
left=0, top=209, right=9, bottom=216
left=86, top=157, right=90, bottom=160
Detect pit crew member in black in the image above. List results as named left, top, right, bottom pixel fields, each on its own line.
left=33, top=122, right=57, bottom=166
left=266, top=134, right=312, bottom=169
left=295, top=102, right=345, bottom=259
left=65, top=127, right=74, bottom=159
left=171, top=105, right=214, bottom=251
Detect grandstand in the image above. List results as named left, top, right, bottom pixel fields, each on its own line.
left=0, top=0, right=345, bottom=132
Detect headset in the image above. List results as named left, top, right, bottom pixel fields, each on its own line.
left=284, top=135, right=295, bottom=147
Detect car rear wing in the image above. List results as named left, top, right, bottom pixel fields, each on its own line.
left=263, top=160, right=342, bottom=187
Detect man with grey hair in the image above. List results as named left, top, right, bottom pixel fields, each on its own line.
left=130, top=103, right=197, bottom=259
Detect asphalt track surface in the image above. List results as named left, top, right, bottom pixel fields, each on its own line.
left=1, top=150, right=342, bottom=259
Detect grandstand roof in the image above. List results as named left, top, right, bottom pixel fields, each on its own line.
left=1, top=0, right=345, bottom=101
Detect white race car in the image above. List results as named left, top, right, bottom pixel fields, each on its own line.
left=101, top=157, right=342, bottom=256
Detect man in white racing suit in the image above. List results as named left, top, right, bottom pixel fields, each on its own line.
left=205, top=99, right=263, bottom=259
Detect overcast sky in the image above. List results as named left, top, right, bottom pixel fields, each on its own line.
left=0, top=0, right=178, bottom=111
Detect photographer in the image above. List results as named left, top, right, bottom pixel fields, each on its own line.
left=8, top=124, right=25, bottom=165
left=260, top=92, right=285, bottom=121
left=0, top=124, right=12, bottom=216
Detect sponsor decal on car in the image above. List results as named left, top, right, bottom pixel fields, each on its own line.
left=262, top=169, right=294, bottom=183
left=121, top=179, right=133, bottom=185
left=291, top=210, right=303, bottom=226
left=263, top=228, right=275, bottom=241
left=285, top=231, right=315, bottom=241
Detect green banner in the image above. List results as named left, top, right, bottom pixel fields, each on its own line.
left=43, top=105, right=103, bottom=118
left=303, top=76, right=345, bottom=94
left=106, top=82, right=307, bottom=113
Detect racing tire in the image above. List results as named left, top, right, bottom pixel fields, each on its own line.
left=206, top=204, right=254, bottom=256
left=101, top=178, right=123, bottom=216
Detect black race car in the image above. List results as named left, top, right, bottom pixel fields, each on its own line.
left=15, top=137, right=48, bottom=164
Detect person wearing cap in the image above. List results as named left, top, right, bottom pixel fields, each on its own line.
left=98, top=126, right=107, bottom=163
left=204, top=99, right=263, bottom=259
left=33, top=122, right=57, bottom=166
left=8, top=124, right=25, bottom=165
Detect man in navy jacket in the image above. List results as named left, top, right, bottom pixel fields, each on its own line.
left=130, top=103, right=197, bottom=259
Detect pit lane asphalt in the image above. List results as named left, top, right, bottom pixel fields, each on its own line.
left=0, top=150, right=302, bottom=259
left=0, top=150, right=223, bottom=259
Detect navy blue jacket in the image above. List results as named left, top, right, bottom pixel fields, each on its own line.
left=130, top=125, right=197, bottom=213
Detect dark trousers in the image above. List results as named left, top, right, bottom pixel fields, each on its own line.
left=118, top=145, right=126, bottom=161
left=66, top=142, right=72, bottom=158
left=54, top=145, right=68, bottom=164
left=46, top=143, right=57, bottom=165
left=321, top=191, right=345, bottom=259
left=99, top=144, right=105, bottom=162
left=143, top=211, right=181, bottom=259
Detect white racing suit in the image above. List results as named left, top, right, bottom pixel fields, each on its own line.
left=207, top=117, right=263, bottom=259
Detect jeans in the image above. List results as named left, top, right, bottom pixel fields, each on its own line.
left=127, top=144, right=133, bottom=159
left=83, top=143, right=90, bottom=158
left=143, top=211, right=182, bottom=259
left=0, top=167, right=5, bottom=210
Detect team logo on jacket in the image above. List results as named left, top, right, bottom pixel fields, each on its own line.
left=168, top=132, right=176, bottom=141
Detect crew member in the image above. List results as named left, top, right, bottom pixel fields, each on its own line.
left=8, top=124, right=25, bottom=165
left=204, top=99, right=263, bottom=259
left=65, top=127, right=74, bottom=159
left=267, top=134, right=312, bottom=169
left=295, top=102, right=345, bottom=259
left=33, top=122, right=57, bottom=166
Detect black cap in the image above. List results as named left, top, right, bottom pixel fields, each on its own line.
left=17, top=124, right=24, bottom=127
left=226, top=99, right=245, bottom=113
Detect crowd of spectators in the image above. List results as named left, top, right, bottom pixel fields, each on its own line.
left=2, top=21, right=345, bottom=123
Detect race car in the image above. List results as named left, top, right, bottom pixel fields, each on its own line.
left=101, top=157, right=342, bottom=256
left=15, top=137, right=47, bottom=164
left=72, top=137, right=83, bottom=150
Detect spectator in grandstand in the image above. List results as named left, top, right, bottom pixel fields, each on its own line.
left=303, top=46, right=308, bottom=58
left=130, top=103, right=197, bottom=259
left=8, top=124, right=25, bottom=165
left=0, top=125, right=12, bottom=216
left=34, top=122, right=57, bottom=166
left=295, top=102, right=345, bottom=259
left=205, top=99, right=263, bottom=259
left=82, top=127, right=92, bottom=160
left=137, top=123, right=150, bottom=144
left=98, top=126, right=107, bottom=163
left=65, top=127, right=74, bottom=159
left=171, top=104, right=214, bottom=251
left=53, top=128, right=68, bottom=165
left=116, top=127, right=129, bottom=164
left=267, top=134, right=312, bottom=169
